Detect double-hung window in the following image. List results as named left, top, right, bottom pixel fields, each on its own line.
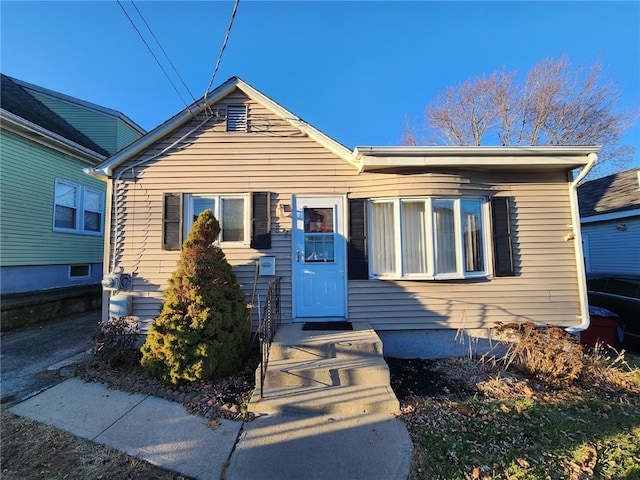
left=183, top=194, right=249, bottom=244
left=53, top=179, right=104, bottom=235
left=369, top=197, right=488, bottom=280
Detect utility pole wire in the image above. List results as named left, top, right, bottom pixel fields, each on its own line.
left=203, top=0, right=240, bottom=110
left=130, top=0, right=197, bottom=104
left=116, top=0, right=193, bottom=112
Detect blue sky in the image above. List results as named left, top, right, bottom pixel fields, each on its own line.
left=2, top=1, right=639, bottom=167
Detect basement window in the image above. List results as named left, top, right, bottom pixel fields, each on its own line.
left=227, top=105, right=248, bottom=132
left=69, top=264, right=91, bottom=278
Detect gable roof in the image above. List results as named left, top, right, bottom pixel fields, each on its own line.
left=1, top=74, right=109, bottom=156
left=578, top=167, right=640, bottom=219
left=90, top=76, right=357, bottom=177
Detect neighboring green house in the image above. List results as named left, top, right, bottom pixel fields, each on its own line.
left=0, top=75, right=144, bottom=312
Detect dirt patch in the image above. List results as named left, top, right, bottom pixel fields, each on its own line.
left=387, top=357, right=476, bottom=400
left=74, top=345, right=260, bottom=421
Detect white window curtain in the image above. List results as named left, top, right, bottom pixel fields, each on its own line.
left=462, top=200, right=484, bottom=272
left=401, top=200, right=428, bottom=274
left=370, top=201, right=396, bottom=274
left=433, top=200, right=456, bottom=274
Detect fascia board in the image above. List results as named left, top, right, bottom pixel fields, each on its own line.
left=1, top=109, right=106, bottom=165
left=580, top=208, right=640, bottom=224
left=354, top=146, right=599, bottom=172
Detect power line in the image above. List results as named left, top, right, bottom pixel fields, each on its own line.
left=116, top=0, right=193, bottom=112
left=203, top=0, right=240, bottom=108
left=130, top=0, right=197, bottom=104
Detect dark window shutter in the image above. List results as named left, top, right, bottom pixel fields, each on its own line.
left=162, top=193, right=182, bottom=251
left=348, top=198, right=369, bottom=280
left=491, top=196, right=515, bottom=277
left=251, top=192, right=271, bottom=249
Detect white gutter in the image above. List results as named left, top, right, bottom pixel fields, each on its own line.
left=353, top=145, right=599, bottom=172
left=566, top=152, right=598, bottom=334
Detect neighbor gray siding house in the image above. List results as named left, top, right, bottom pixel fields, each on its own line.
left=87, top=77, right=598, bottom=357
left=578, top=167, right=640, bottom=274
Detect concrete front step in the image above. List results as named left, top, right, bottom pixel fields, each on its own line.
left=250, top=384, right=400, bottom=415
left=260, top=357, right=391, bottom=388
left=248, top=322, right=400, bottom=416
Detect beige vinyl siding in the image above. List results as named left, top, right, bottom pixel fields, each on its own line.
left=348, top=172, right=581, bottom=329
left=0, top=128, right=105, bottom=266
left=108, top=90, right=582, bottom=330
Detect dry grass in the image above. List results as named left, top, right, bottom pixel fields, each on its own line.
left=0, top=409, right=189, bottom=479
left=398, top=325, right=640, bottom=480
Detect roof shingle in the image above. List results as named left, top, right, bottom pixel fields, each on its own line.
left=578, top=168, right=640, bottom=218
left=0, top=74, right=109, bottom=156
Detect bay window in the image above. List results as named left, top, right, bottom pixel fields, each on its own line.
left=368, top=197, right=489, bottom=280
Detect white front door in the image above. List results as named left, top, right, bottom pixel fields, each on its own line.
left=292, top=195, right=347, bottom=320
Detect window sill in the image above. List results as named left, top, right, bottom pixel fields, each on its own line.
left=370, top=273, right=490, bottom=281
left=53, top=228, right=103, bottom=237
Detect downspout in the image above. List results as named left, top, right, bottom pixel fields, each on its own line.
left=565, top=152, right=598, bottom=334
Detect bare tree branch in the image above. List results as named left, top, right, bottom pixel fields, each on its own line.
left=403, top=55, right=638, bottom=176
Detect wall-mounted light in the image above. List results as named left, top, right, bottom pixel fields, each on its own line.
left=276, top=202, right=291, bottom=217
left=615, top=224, right=627, bottom=231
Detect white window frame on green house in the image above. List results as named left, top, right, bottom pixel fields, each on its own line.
left=183, top=193, right=250, bottom=245
left=368, top=196, right=490, bottom=280
left=53, top=179, right=104, bottom=236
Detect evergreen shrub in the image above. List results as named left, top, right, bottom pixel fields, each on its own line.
left=140, top=210, right=249, bottom=384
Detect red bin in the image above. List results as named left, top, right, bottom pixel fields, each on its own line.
left=581, top=306, right=622, bottom=349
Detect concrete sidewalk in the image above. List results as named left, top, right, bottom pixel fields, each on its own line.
left=9, top=378, right=242, bottom=480
left=9, top=378, right=413, bottom=480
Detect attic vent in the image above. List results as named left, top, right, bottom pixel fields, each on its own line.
left=227, top=105, right=248, bottom=132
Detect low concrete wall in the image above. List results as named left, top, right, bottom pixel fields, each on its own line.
left=1, top=285, right=102, bottom=331
left=379, top=328, right=511, bottom=359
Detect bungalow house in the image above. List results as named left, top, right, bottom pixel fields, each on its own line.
left=578, top=167, right=640, bottom=274
left=0, top=74, right=144, bottom=328
left=87, top=77, right=598, bottom=357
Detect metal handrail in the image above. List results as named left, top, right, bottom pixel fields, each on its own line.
left=258, top=276, right=282, bottom=398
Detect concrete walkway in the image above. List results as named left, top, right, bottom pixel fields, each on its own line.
left=9, top=378, right=412, bottom=480
left=226, top=411, right=412, bottom=480
left=5, top=319, right=413, bottom=479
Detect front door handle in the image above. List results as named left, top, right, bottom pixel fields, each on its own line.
left=296, top=250, right=302, bottom=262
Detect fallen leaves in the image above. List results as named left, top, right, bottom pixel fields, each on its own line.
left=395, top=355, right=640, bottom=480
